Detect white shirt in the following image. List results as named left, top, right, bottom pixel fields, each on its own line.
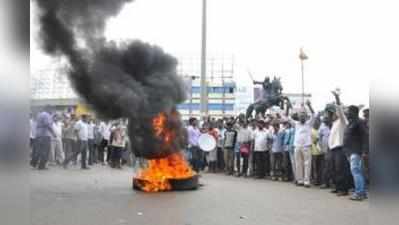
left=253, top=129, right=270, bottom=152
left=328, top=105, right=348, bottom=150
left=237, top=126, right=252, bottom=143
left=87, top=122, right=95, bottom=140
left=74, top=120, right=89, bottom=141
left=100, top=122, right=111, bottom=140
left=52, top=121, right=63, bottom=140
left=293, top=115, right=315, bottom=148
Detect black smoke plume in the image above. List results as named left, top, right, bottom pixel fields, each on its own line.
left=35, top=0, right=187, bottom=158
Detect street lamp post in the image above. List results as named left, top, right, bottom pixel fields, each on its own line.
left=200, top=0, right=208, bottom=117
left=299, top=48, right=308, bottom=106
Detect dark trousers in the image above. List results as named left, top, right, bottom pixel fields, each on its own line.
left=217, top=147, right=225, bottom=172
left=190, top=146, right=203, bottom=172
left=241, top=153, right=249, bottom=176
left=88, top=139, right=96, bottom=165
left=265, top=151, right=270, bottom=176
left=312, top=154, right=324, bottom=185
left=98, top=139, right=108, bottom=163
left=31, top=136, right=51, bottom=169
left=254, top=151, right=267, bottom=178
left=107, top=145, right=112, bottom=162
left=322, top=151, right=334, bottom=186
left=331, top=147, right=352, bottom=192
left=64, top=140, right=88, bottom=168
left=271, top=152, right=283, bottom=178
left=282, top=151, right=293, bottom=180
left=111, top=146, right=123, bottom=168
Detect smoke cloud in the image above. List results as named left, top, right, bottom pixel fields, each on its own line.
left=35, top=0, right=187, bottom=158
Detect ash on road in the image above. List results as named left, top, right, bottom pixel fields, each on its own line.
left=31, top=165, right=368, bottom=225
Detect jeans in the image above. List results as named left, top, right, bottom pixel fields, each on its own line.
left=350, top=153, right=366, bottom=196
left=289, top=150, right=296, bottom=181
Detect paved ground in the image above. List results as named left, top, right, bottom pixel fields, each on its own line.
left=31, top=165, right=368, bottom=225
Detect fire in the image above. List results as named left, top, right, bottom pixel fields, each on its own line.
left=134, top=112, right=196, bottom=192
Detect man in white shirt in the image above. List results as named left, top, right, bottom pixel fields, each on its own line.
left=63, top=114, right=90, bottom=169
left=87, top=118, right=96, bottom=165
left=292, top=100, right=315, bottom=187
left=50, top=116, right=65, bottom=165
left=253, top=120, right=271, bottom=178
left=98, top=121, right=111, bottom=165
left=326, top=91, right=352, bottom=196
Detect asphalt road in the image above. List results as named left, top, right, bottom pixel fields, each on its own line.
left=31, top=165, right=368, bottom=225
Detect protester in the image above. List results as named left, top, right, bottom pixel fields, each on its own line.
left=30, top=113, right=37, bottom=162
left=237, top=121, right=252, bottom=177
left=319, top=115, right=332, bottom=189
left=206, top=123, right=218, bottom=173
left=62, top=115, right=77, bottom=165
left=327, top=92, right=352, bottom=196
left=187, top=118, right=202, bottom=172
left=282, top=119, right=295, bottom=182
left=252, top=120, right=269, bottom=179
left=98, top=121, right=111, bottom=165
left=109, top=124, right=127, bottom=169
left=270, top=120, right=285, bottom=181
left=291, top=100, right=315, bottom=188
left=87, top=118, right=96, bottom=165
left=362, top=108, right=369, bottom=185
left=63, top=114, right=90, bottom=169
left=215, top=119, right=225, bottom=172
left=223, top=122, right=237, bottom=175
left=31, top=106, right=55, bottom=170
left=311, top=118, right=323, bottom=186
left=248, top=119, right=257, bottom=177
left=50, top=115, right=65, bottom=165
left=334, top=92, right=368, bottom=200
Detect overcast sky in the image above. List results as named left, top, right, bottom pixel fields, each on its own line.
left=30, top=0, right=394, bottom=110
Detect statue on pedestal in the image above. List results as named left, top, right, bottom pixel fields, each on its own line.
left=246, top=76, right=290, bottom=119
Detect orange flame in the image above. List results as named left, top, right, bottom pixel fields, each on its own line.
left=134, top=112, right=195, bottom=192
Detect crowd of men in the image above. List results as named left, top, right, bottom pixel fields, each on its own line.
left=186, top=91, right=369, bottom=201
left=30, top=91, right=369, bottom=201
left=30, top=109, right=131, bottom=170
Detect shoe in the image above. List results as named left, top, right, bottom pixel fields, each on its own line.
left=304, top=184, right=311, bottom=188
left=82, top=167, right=90, bottom=170
left=330, top=189, right=338, bottom=194
left=336, top=191, right=349, bottom=196
left=38, top=167, right=49, bottom=170
left=320, top=184, right=330, bottom=189
left=271, top=177, right=277, bottom=181
left=296, top=183, right=304, bottom=186
left=350, top=194, right=364, bottom=201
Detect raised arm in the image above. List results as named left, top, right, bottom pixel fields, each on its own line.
left=332, top=91, right=348, bottom=125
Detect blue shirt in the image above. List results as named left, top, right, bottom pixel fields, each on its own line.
left=272, top=130, right=285, bottom=153
left=284, top=127, right=295, bottom=152
left=35, top=111, right=53, bottom=137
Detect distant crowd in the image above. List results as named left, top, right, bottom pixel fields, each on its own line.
left=185, top=91, right=369, bottom=201
left=30, top=111, right=133, bottom=170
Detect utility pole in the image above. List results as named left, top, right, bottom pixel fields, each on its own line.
left=200, top=0, right=208, bottom=117
left=299, top=47, right=308, bottom=106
